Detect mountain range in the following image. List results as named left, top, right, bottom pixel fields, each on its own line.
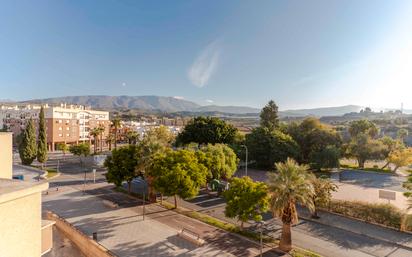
left=1, top=95, right=376, bottom=117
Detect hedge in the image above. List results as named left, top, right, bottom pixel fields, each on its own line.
left=323, top=199, right=411, bottom=231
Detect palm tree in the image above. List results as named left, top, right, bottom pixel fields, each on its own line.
left=106, top=133, right=114, bottom=151
left=89, top=128, right=99, bottom=154
left=126, top=131, right=139, bottom=145
left=112, top=118, right=121, bottom=149
left=97, top=124, right=105, bottom=152
left=267, top=158, right=315, bottom=252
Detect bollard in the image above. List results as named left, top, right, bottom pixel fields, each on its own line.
left=93, top=232, right=98, bottom=241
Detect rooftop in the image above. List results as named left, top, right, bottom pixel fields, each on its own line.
left=0, top=178, right=48, bottom=204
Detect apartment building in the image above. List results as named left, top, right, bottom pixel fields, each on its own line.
left=0, top=104, right=110, bottom=151
left=0, top=132, right=53, bottom=257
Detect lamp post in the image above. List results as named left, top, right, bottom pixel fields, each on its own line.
left=241, top=145, right=248, bottom=177
left=258, top=220, right=265, bottom=257
left=142, top=180, right=146, bottom=221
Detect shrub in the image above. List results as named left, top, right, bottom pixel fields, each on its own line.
left=323, top=200, right=407, bottom=230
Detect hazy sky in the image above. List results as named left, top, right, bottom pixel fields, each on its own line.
left=1, top=0, right=412, bottom=110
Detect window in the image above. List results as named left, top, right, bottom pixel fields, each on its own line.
left=58, top=133, right=62, bottom=137
left=66, top=127, right=70, bottom=130
left=59, top=127, right=62, bottom=130
left=66, top=133, right=70, bottom=137
left=58, top=120, right=62, bottom=123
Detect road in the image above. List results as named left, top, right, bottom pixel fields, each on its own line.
left=17, top=158, right=411, bottom=257
left=168, top=189, right=412, bottom=257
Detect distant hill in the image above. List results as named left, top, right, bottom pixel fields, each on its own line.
left=280, top=105, right=363, bottom=117
left=19, top=95, right=200, bottom=113
left=196, top=105, right=260, bottom=114
left=4, top=95, right=370, bottom=117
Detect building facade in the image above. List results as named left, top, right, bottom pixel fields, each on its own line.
left=0, top=104, right=110, bottom=151
left=0, top=132, right=53, bottom=257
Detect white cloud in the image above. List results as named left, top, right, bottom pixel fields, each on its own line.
left=173, top=96, right=184, bottom=100
left=205, top=99, right=214, bottom=103
left=188, top=41, right=220, bottom=88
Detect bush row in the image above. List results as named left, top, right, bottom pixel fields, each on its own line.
left=322, top=199, right=411, bottom=231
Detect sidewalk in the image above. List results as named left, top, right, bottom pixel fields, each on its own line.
left=43, top=182, right=280, bottom=257
left=297, top=207, right=412, bottom=250
left=166, top=192, right=412, bottom=257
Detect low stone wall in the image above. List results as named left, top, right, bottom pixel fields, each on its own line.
left=46, top=211, right=116, bottom=257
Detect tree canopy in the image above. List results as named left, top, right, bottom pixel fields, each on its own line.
left=19, top=118, right=37, bottom=165
left=69, top=143, right=90, bottom=158
left=387, top=148, right=412, bottom=172
left=223, top=176, right=269, bottom=228
left=104, top=145, right=139, bottom=192
left=149, top=149, right=208, bottom=208
left=287, top=117, right=341, bottom=168
left=311, top=176, right=337, bottom=218
left=260, top=100, right=279, bottom=130
left=346, top=133, right=386, bottom=168
left=245, top=127, right=299, bottom=169
left=198, top=143, right=239, bottom=180
left=348, top=119, right=378, bottom=138
left=175, top=116, right=237, bottom=146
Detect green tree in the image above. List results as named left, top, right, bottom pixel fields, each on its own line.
left=245, top=127, right=299, bottom=169
left=97, top=124, right=105, bottom=152
left=89, top=128, right=100, bottom=154
left=309, top=145, right=341, bottom=171
left=199, top=144, right=239, bottom=180
left=311, top=176, right=337, bottom=218
left=379, top=136, right=404, bottom=169
left=346, top=133, right=386, bottom=168
left=137, top=126, right=175, bottom=201
left=348, top=119, right=378, bottom=138
left=260, top=100, right=279, bottom=130
left=175, top=116, right=237, bottom=146
left=104, top=145, right=139, bottom=193
left=287, top=117, right=341, bottom=166
left=223, top=176, right=269, bottom=229
left=106, top=133, right=114, bottom=151
left=69, top=143, right=90, bottom=166
left=387, top=148, right=412, bottom=172
left=19, top=118, right=37, bottom=165
left=56, top=142, right=69, bottom=159
left=125, top=130, right=139, bottom=145
left=267, top=158, right=315, bottom=252
left=149, top=149, right=208, bottom=208
left=37, top=106, right=48, bottom=169
left=403, top=171, right=412, bottom=209
left=112, top=118, right=121, bottom=149
left=397, top=128, right=409, bottom=143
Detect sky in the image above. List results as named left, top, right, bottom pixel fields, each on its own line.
left=1, top=0, right=412, bottom=110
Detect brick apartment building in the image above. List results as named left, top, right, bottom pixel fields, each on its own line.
left=0, top=104, right=110, bottom=151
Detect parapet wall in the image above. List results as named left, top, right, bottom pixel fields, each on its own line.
left=45, top=211, right=116, bottom=257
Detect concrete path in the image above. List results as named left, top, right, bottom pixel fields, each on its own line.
left=43, top=176, right=280, bottom=257
left=169, top=190, right=412, bottom=257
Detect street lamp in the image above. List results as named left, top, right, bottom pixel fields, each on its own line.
left=258, top=220, right=265, bottom=257
left=241, top=145, right=248, bottom=177
left=142, top=180, right=146, bottom=221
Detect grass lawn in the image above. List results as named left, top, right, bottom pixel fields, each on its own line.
left=340, top=159, right=392, bottom=173
left=46, top=168, right=59, bottom=179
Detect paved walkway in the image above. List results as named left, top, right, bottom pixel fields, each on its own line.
left=168, top=190, right=412, bottom=257
left=43, top=178, right=280, bottom=257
